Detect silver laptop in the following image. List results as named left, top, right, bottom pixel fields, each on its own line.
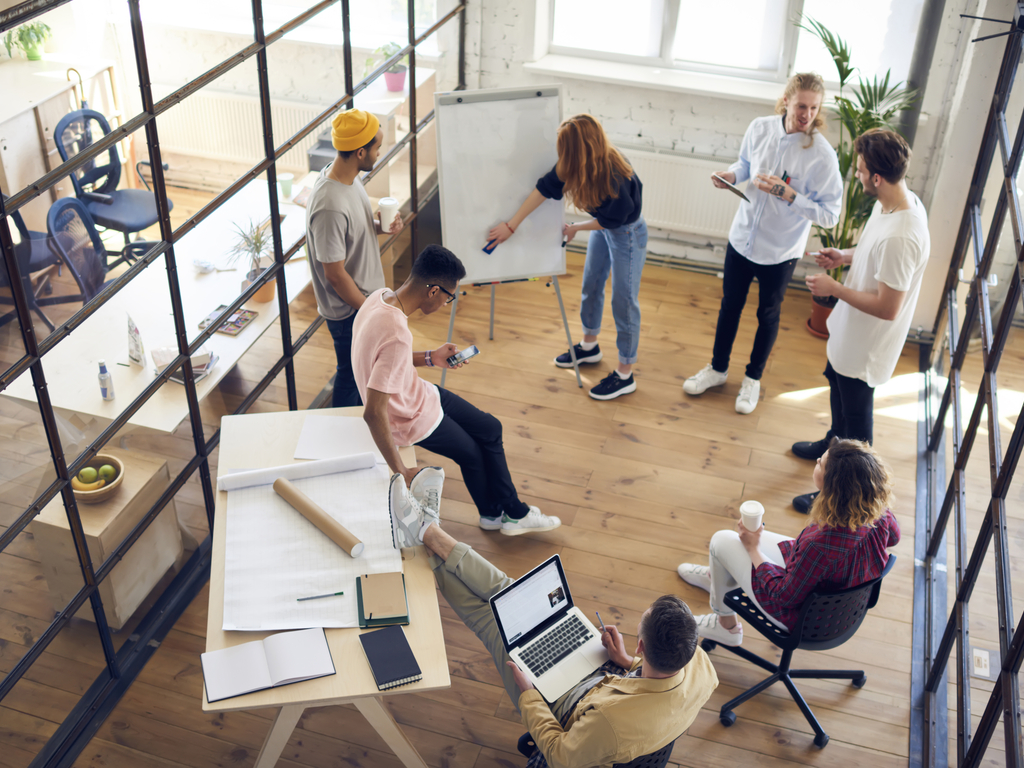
left=490, top=554, right=608, bottom=702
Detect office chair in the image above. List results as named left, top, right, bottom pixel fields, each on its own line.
left=701, top=554, right=897, bottom=749
left=46, top=198, right=155, bottom=309
left=518, top=733, right=677, bottom=768
left=53, top=108, right=172, bottom=268
left=1, top=199, right=62, bottom=331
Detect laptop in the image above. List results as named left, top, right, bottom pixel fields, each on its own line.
left=490, top=554, right=608, bottom=702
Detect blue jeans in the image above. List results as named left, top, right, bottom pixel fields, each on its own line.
left=580, top=217, right=648, bottom=365
left=325, top=314, right=361, bottom=408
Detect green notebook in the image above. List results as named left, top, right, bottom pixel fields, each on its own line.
left=357, top=572, right=410, bottom=628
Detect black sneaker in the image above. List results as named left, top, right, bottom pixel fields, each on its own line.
left=554, top=344, right=602, bottom=368
left=793, top=491, right=819, bottom=514
left=792, top=437, right=831, bottom=460
left=589, top=371, right=636, bottom=400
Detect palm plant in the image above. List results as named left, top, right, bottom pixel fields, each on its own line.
left=798, top=17, right=918, bottom=302
left=229, top=218, right=273, bottom=278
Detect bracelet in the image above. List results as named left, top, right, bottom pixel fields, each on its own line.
left=505, top=221, right=516, bottom=234
left=424, top=350, right=434, bottom=367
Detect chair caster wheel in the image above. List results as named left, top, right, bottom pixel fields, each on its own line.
left=701, top=639, right=717, bottom=652
left=719, top=711, right=736, bottom=728
left=853, top=675, right=867, bottom=688
left=814, top=733, right=829, bottom=748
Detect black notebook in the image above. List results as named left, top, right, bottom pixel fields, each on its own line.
left=358, top=625, right=422, bottom=691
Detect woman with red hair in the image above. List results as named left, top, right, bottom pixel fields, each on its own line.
left=487, top=114, right=646, bottom=401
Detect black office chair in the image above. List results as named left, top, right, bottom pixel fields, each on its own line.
left=517, top=733, right=677, bottom=768
left=53, top=108, right=172, bottom=267
left=1, top=199, right=62, bottom=331
left=701, top=554, right=896, bottom=749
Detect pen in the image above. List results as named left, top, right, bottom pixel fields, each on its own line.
left=782, top=169, right=791, bottom=184
left=596, top=610, right=606, bottom=632
left=297, top=591, right=344, bottom=602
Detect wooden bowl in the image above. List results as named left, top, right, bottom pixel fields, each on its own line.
left=72, top=453, right=125, bottom=505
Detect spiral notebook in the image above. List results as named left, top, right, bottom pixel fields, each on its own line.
left=358, top=625, right=421, bottom=690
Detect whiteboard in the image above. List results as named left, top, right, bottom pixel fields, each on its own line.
left=435, top=86, right=565, bottom=285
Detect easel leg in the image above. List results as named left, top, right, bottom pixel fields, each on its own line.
left=552, top=275, right=583, bottom=388
left=355, top=696, right=430, bottom=768
left=489, top=284, right=495, bottom=341
left=253, top=704, right=304, bottom=768
left=440, top=293, right=459, bottom=390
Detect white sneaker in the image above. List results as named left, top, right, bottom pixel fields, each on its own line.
left=683, top=365, right=728, bottom=395
left=388, top=474, right=439, bottom=548
left=694, top=613, right=743, bottom=647
left=478, top=516, right=503, bottom=531
left=410, top=466, right=444, bottom=515
left=735, top=376, right=760, bottom=414
left=677, top=563, right=711, bottom=593
left=500, top=506, right=561, bottom=536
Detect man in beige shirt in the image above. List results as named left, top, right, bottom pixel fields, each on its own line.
left=388, top=478, right=718, bottom=768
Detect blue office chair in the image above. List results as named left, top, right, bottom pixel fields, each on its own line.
left=1, top=197, right=62, bottom=331
left=53, top=109, right=172, bottom=268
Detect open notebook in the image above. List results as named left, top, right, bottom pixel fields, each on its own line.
left=201, top=627, right=336, bottom=702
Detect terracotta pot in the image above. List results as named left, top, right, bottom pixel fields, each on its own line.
left=384, top=69, right=407, bottom=92
left=806, top=300, right=833, bottom=339
left=244, top=269, right=277, bottom=303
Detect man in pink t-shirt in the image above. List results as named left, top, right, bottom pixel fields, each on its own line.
left=352, top=244, right=560, bottom=536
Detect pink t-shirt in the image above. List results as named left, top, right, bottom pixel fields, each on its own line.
left=352, top=289, right=442, bottom=446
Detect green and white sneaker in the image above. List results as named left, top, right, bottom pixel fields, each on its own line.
left=388, top=473, right=438, bottom=548
left=478, top=516, right=504, bottom=531
left=500, top=506, right=561, bottom=536
left=410, top=466, right=444, bottom=515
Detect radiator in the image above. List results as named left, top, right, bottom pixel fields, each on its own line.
left=619, top=146, right=738, bottom=239
left=154, top=87, right=323, bottom=170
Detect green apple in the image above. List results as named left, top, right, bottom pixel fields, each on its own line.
left=98, top=464, right=116, bottom=482
left=78, top=467, right=98, bottom=484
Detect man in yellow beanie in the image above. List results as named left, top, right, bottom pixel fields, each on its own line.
left=305, top=108, right=403, bottom=407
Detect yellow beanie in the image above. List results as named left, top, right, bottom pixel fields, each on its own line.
left=331, top=109, right=380, bottom=151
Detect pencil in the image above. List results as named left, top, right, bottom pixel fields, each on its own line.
left=596, top=610, right=607, bottom=632
left=297, top=591, right=345, bottom=602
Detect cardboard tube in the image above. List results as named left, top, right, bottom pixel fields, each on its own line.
left=273, top=477, right=365, bottom=558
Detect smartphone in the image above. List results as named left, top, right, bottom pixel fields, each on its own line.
left=447, top=345, right=480, bottom=367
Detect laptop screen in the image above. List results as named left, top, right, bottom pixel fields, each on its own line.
left=491, top=555, right=572, bottom=648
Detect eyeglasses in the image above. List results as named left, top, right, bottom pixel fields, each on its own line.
left=427, top=284, right=457, bottom=305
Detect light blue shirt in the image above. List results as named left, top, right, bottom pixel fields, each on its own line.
left=727, top=115, right=843, bottom=265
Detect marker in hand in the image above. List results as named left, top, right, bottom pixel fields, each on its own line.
left=596, top=610, right=607, bottom=632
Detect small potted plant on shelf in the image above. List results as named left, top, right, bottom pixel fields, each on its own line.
left=367, top=42, right=408, bottom=92
left=3, top=21, right=52, bottom=61
left=797, top=17, right=917, bottom=338
left=230, top=218, right=276, bottom=303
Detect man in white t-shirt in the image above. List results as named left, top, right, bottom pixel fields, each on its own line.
left=790, top=128, right=930, bottom=512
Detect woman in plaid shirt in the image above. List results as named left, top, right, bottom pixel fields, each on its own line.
left=677, top=439, right=900, bottom=646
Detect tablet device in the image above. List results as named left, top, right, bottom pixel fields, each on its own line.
left=713, top=174, right=751, bottom=203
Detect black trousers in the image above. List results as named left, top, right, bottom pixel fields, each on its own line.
left=825, top=361, right=874, bottom=444
left=711, top=242, right=799, bottom=380
left=326, top=314, right=361, bottom=408
left=416, top=386, right=529, bottom=520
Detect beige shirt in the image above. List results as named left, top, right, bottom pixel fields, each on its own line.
left=519, top=649, right=718, bottom=768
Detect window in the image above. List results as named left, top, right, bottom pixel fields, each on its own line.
left=548, top=0, right=921, bottom=84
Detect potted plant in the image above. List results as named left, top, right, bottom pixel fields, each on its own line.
left=366, top=42, right=408, bottom=92
left=3, top=21, right=51, bottom=61
left=797, top=17, right=918, bottom=338
left=230, top=218, right=276, bottom=303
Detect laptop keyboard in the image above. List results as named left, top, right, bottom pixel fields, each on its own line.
left=519, top=614, right=593, bottom=676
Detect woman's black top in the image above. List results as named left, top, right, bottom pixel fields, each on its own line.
left=535, top=164, right=643, bottom=230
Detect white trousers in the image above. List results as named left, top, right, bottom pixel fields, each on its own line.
left=708, top=529, right=793, bottom=630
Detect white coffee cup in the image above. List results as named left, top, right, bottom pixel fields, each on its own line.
left=278, top=172, right=294, bottom=198
left=379, top=197, right=400, bottom=231
left=739, top=500, right=764, bottom=531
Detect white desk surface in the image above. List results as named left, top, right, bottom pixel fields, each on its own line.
left=0, top=56, right=113, bottom=124
left=3, top=182, right=312, bottom=433
left=204, top=408, right=449, bottom=713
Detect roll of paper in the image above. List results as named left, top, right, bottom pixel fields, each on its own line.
left=217, top=452, right=376, bottom=492
left=273, top=477, right=365, bottom=558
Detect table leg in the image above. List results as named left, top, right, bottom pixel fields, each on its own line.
left=253, top=703, right=305, bottom=768
left=354, top=696, right=429, bottom=768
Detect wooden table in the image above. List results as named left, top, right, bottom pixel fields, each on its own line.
left=205, top=408, right=449, bottom=768
left=2, top=181, right=312, bottom=432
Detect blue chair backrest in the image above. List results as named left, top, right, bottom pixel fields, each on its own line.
left=53, top=109, right=121, bottom=199
left=46, top=198, right=107, bottom=302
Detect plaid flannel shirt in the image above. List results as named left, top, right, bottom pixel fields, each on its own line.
left=751, top=509, right=900, bottom=630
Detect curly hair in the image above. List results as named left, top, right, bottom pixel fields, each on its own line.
left=555, top=114, right=635, bottom=214
left=639, top=595, right=698, bottom=673
left=810, top=439, right=894, bottom=531
left=775, top=72, right=827, bottom=148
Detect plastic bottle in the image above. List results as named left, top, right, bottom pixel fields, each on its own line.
left=98, top=359, right=115, bottom=401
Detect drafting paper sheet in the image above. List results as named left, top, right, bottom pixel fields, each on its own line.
left=223, top=463, right=401, bottom=630
left=217, top=453, right=375, bottom=492
left=293, top=414, right=385, bottom=463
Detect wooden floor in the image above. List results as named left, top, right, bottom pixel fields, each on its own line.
left=0, top=191, right=1021, bottom=767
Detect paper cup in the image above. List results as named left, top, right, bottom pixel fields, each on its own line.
left=279, top=172, right=294, bottom=198
left=379, top=197, right=400, bottom=231
left=739, top=500, right=764, bottom=531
